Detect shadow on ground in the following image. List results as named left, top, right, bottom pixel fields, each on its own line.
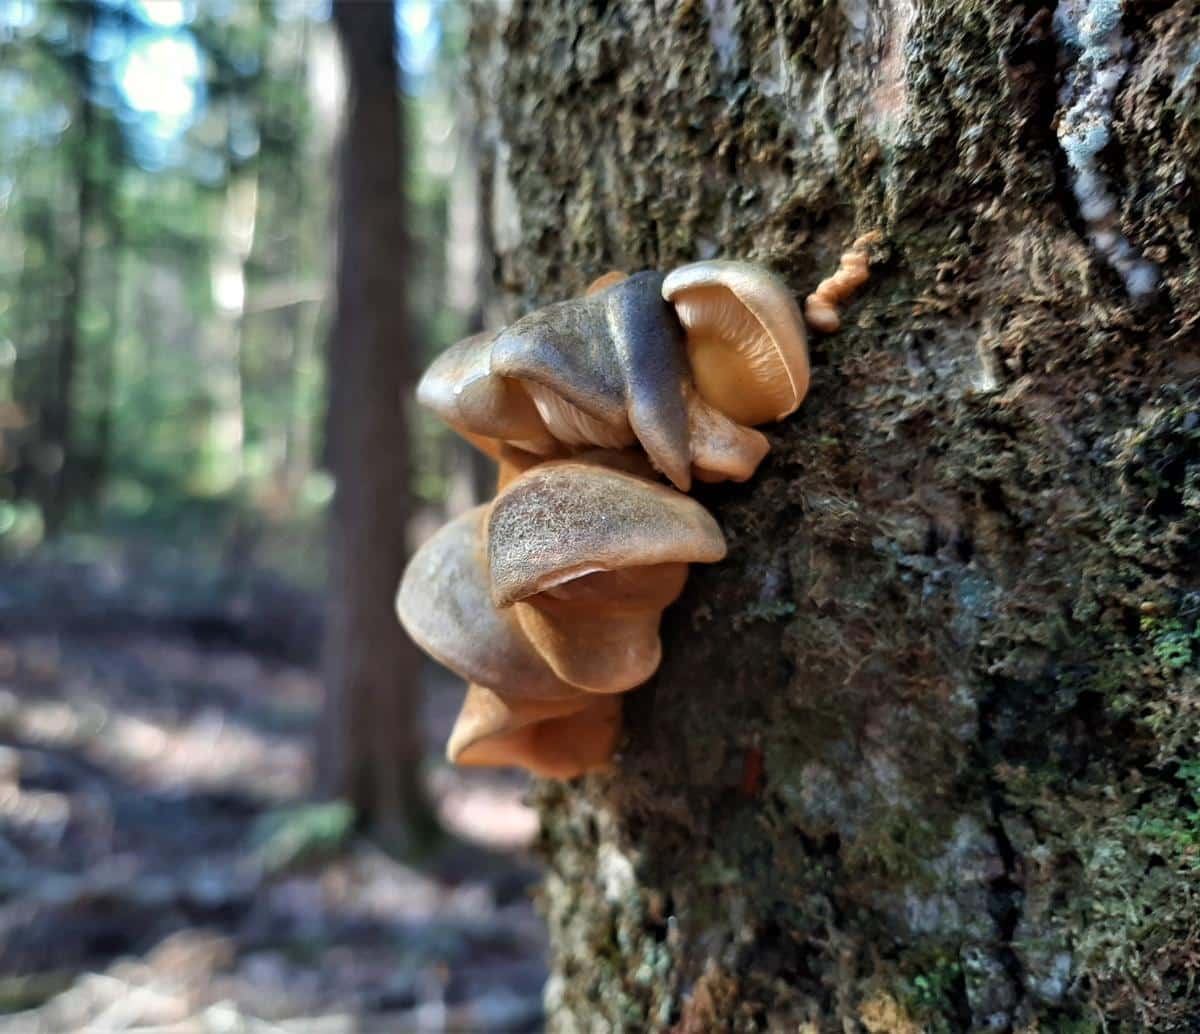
left=0, top=555, right=547, bottom=1032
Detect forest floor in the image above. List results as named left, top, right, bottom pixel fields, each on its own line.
left=0, top=550, right=547, bottom=1032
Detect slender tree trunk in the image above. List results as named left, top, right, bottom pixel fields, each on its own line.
left=471, top=1, right=1200, bottom=1029
left=45, top=55, right=96, bottom=534
left=200, top=173, right=257, bottom=493
left=321, top=0, right=436, bottom=849
left=89, top=200, right=122, bottom=507
left=10, top=201, right=55, bottom=504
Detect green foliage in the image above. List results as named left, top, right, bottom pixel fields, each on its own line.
left=906, top=955, right=963, bottom=1016
left=1141, top=615, right=1200, bottom=672
left=250, top=800, right=357, bottom=875
left=0, top=0, right=469, bottom=570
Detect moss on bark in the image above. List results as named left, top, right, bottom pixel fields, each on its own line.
left=471, top=0, right=1200, bottom=1028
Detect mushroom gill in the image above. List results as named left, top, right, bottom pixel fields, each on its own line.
left=662, top=260, right=810, bottom=427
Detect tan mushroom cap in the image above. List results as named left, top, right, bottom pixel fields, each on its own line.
left=416, top=332, right=559, bottom=459
left=585, top=270, right=628, bottom=296
left=447, top=685, right=621, bottom=779
left=488, top=461, right=727, bottom=608
left=396, top=506, right=574, bottom=701
left=685, top=388, right=771, bottom=483
left=662, top=261, right=809, bottom=427
left=513, top=563, right=691, bottom=693
left=487, top=461, right=726, bottom=692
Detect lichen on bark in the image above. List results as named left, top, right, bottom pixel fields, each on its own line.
left=470, top=0, right=1200, bottom=1029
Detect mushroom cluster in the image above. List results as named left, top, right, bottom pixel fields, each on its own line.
left=397, top=261, right=818, bottom=779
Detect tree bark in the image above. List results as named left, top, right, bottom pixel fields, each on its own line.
left=471, top=1, right=1200, bottom=1029
left=321, top=0, right=436, bottom=849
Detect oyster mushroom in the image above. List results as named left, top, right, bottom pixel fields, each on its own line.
left=491, top=270, right=694, bottom=490
left=418, top=265, right=803, bottom=487
left=662, top=260, right=810, bottom=426
left=396, top=505, right=613, bottom=777
left=487, top=459, right=727, bottom=694
left=447, top=684, right=620, bottom=779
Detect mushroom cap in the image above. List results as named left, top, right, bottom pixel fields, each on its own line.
left=607, top=272, right=694, bottom=491
left=662, top=260, right=809, bottom=426
left=514, top=563, right=690, bottom=693
left=491, top=272, right=693, bottom=491
left=447, top=684, right=621, bottom=779
left=487, top=460, right=727, bottom=609
left=495, top=444, right=545, bottom=492
left=585, top=270, right=628, bottom=296
left=396, top=506, right=574, bottom=701
left=686, top=389, right=771, bottom=483
left=416, top=332, right=558, bottom=458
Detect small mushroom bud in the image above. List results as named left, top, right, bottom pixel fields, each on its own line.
left=803, top=230, right=882, bottom=334
left=487, top=460, right=727, bottom=693
left=662, top=260, right=810, bottom=427
left=447, top=684, right=620, bottom=779
left=585, top=270, right=628, bottom=295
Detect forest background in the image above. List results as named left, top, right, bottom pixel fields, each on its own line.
left=0, top=1, right=541, bottom=1028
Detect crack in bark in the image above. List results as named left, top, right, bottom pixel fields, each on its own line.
left=973, top=662, right=1031, bottom=1031
left=986, top=796, right=1028, bottom=1028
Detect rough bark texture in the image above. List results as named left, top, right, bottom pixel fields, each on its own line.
left=471, top=0, right=1200, bottom=1030
left=321, top=1, right=434, bottom=847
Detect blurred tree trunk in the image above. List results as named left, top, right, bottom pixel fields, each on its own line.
left=472, top=1, right=1200, bottom=1029
left=44, top=26, right=97, bottom=534
left=87, top=200, right=121, bottom=508
left=321, top=0, right=436, bottom=850
left=10, top=201, right=57, bottom=505
left=201, top=172, right=256, bottom=494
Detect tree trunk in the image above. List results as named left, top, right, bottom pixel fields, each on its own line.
left=45, top=38, right=97, bottom=534
left=321, top=0, right=436, bottom=850
left=87, top=200, right=122, bottom=509
left=471, top=1, right=1200, bottom=1029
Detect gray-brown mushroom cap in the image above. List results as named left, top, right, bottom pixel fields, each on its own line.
left=487, top=461, right=727, bottom=609
left=396, top=505, right=570, bottom=700
left=490, top=272, right=694, bottom=491
left=415, top=331, right=558, bottom=458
